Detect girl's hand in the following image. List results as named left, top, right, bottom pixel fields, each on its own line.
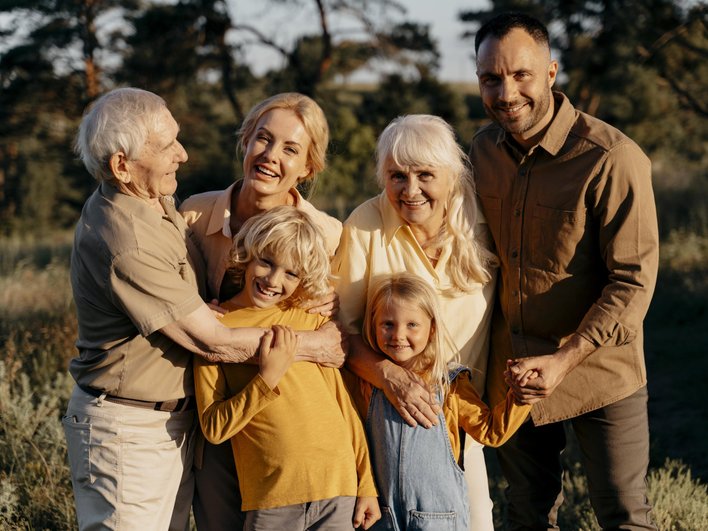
left=258, top=325, right=298, bottom=390
left=206, top=298, right=227, bottom=318
left=353, top=496, right=381, bottom=530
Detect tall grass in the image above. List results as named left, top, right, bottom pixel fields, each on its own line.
left=1, top=232, right=708, bottom=529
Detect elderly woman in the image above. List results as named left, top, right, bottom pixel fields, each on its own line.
left=179, top=92, right=343, bottom=529
left=333, top=114, right=498, bottom=530
left=63, top=88, right=345, bottom=531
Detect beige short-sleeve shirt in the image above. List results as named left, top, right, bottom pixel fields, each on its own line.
left=332, top=193, right=496, bottom=394
left=69, top=183, right=204, bottom=401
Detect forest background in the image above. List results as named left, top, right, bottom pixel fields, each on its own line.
left=1, top=0, right=707, bottom=529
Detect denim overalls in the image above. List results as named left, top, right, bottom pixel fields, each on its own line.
left=366, top=366, right=470, bottom=531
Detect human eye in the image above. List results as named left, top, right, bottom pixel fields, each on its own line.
left=390, top=172, right=406, bottom=181
left=285, top=269, right=300, bottom=280
left=480, top=74, right=500, bottom=87
left=284, top=144, right=299, bottom=155
left=418, top=171, right=434, bottom=181
left=257, top=257, right=272, bottom=267
left=407, top=321, right=419, bottom=328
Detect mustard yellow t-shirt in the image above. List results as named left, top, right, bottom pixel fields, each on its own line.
left=194, top=303, right=377, bottom=511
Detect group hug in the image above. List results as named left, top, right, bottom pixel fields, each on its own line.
left=61, top=12, right=660, bottom=531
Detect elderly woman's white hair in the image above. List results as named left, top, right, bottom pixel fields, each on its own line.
left=74, top=88, right=166, bottom=182
left=375, top=114, right=498, bottom=292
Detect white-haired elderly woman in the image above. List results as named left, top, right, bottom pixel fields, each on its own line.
left=63, top=87, right=345, bottom=531
left=333, top=114, right=499, bottom=530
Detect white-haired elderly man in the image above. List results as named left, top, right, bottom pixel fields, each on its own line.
left=63, top=87, right=346, bottom=530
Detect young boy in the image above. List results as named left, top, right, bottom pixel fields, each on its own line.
left=193, top=206, right=380, bottom=531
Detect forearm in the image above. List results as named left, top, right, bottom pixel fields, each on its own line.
left=346, top=334, right=395, bottom=390
left=552, top=333, right=597, bottom=375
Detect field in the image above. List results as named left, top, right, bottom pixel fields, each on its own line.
left=1, top=229, right=707, bottom=529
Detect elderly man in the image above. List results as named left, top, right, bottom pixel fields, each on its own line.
left=62, top=87, right=345, bottom=530
left=470, top=12, right=659, bottom=530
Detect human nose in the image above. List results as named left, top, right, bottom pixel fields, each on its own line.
left=175, top=141, right=188, bottom=162
left=402, top=176, right=420, bottom=197
left=265, top=266, right=285, bottom=286
left=499, top=77, right=519, bottom=102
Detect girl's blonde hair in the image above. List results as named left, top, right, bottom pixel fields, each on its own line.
left=375, top=114, right=498, bottom=294
left=364, top=273, right=459, bottom=395
left=227, top=206, right=331, bottom=307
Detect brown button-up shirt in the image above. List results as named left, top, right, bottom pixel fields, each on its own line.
left=69, top=182, right=206, bottom=401
left=470, top=92, right=659, bottom=425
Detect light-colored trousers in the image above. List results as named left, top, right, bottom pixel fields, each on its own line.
left=464, top=439, right=495, bottom=531
left=62, top=385, right=196, bottom=531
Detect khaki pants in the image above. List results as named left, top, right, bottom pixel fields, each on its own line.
left=496, top=387, right=656, bottom=530
left=62, top=386, right=196, bottom=531
left=244, top=496, right=356, bottom=530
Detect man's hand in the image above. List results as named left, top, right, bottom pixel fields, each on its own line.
left=258, top=325, right=298, bottom=390
left=381, top=363, right=440, bottom=428
left=504, top=333, right=596, bottom=405
left=297, top=320, right=348, bottom=368
left=353, top=496, right=381, bottom=530
left=301, top=286, right=340, bottom=317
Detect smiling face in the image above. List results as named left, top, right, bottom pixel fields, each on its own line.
left=127, top=107, right=188, bottom=198
left=233, top=253, right=302, bottom=309
left=374, top=296, right=432, bottom=368
left=383, top=159, right=454, bottom=237
left=476, top=27, right=558, bottom=147
left=241, top=108, right=312, bottom=201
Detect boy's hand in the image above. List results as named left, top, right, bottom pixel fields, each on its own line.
left=353, top=496, right=380, bottom=529
left=258, top=325, right=298, bottom=390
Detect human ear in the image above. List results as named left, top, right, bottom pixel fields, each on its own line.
left=548, top=60, right=559, bottom=88
left=109, top=152, right=131, bottom=184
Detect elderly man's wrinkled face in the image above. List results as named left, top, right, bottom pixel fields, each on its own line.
left=128, top=107, right=188, bottom=199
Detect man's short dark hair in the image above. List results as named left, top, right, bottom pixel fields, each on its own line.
left=474, top=12, right=550, bottom=53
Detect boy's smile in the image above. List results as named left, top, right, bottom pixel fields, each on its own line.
left=232, top=254, right=301, bottom=309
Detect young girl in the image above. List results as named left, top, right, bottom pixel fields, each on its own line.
left=355, top=273, right=532, bottom=531
left=193, top=206, right=380, bottom=531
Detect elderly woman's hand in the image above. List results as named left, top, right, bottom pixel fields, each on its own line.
left=296, top=320, right=348, bottom=368
left=381, top=363, right=441, bottom=428
left=302, top=286, right=339, bottom=317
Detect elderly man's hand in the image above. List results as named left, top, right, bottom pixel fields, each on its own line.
left=301, top=286, right=340, bottom=317
left=296, top=320, right=348, bottom=368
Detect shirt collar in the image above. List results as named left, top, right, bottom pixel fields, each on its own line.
left=494, top=91, right=575, bottom=157
left=100, top=181, right=164, bottom=227
left=205, top=181, right=306, bottom=238
left=380, top=192, right=411, bottom=244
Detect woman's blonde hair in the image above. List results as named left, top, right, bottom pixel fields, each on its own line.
left=375, top=114, right=498, bottom=293
left=237, top=92, right=329, bottom=185
left=364, top=273, right=459, bottom=395
left=227, top=206, right=331, bottom=307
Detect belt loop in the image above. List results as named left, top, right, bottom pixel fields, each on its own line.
left=97, top=392, right=107, bottom=407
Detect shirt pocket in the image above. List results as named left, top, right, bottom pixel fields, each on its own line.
left=408, top=510, right=457, bottom=530
left=528, top=204, right=587, bottom=274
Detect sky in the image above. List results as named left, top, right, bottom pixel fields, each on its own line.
left=228, top=0, right=490, bottom=82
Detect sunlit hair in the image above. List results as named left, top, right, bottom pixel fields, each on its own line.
left=375, top=114, right=498, bottom=293
left=227, top=206, right=331, bottom=308
left=364, top=273, right=459, bottom=395
left=74, top=87, right=167, bottom=183
left=237, top=92, right=329, bottom=185
left=474, top=11, right=550, bottom=53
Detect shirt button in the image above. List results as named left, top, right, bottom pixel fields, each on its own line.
left=519, top=167, right=527, bottom=177
left=514, top=208, right=521, bottom=217
left=512, top=327, right=520, bottom=335
left=512, top=290, right=519, bottom=297
left=511, top=250, right=518, bottom=258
